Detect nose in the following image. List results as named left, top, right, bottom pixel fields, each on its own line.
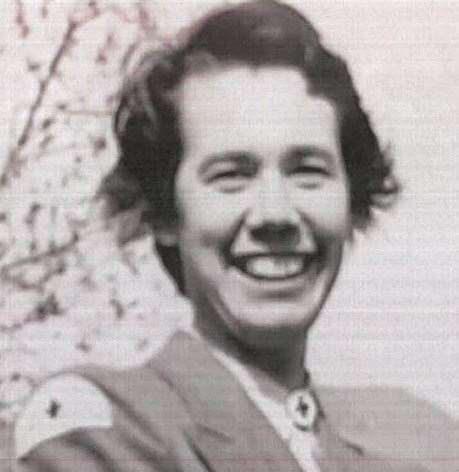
left=245, top=171, right=301, bottom=247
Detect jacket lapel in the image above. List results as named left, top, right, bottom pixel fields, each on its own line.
left=151, top=331, right=303, bottom=472
left=152, top=332, right=425, bottom=472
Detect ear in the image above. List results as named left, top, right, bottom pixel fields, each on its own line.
left=153, top=219, right=179, bottom=247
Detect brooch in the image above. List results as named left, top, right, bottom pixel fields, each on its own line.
left=285, top=387, right=318, bottom=431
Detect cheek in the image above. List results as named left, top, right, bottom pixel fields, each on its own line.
left=324, top=195, right=350, bottom=234
left=177, top=191, right=241, bottom=253
left=301, top=184, right=351, bottom=240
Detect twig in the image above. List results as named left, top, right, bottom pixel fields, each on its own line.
left=0, top=233, right=78, bottom=275
left=15, top=0, right=30, bottom=38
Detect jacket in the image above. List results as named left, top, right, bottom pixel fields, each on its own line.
left=13, top=331, right=459, bottom=472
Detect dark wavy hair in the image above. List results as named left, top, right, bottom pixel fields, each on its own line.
left=101, top=0, right=399, bottom=293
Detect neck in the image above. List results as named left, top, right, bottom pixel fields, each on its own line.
left=192, top=314, right=309, bottom=401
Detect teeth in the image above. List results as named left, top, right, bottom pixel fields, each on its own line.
left=244, top=256, right=304, bottom=279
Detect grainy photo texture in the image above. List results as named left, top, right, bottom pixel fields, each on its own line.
left=0, top=1, right=458, bottom=471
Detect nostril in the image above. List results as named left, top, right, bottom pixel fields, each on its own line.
left=250, top=222, right=299, bottom=245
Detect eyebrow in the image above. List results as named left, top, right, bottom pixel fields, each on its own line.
left=286, top=145, right=336, bottom=163
left=198, top=151, right=254, bottom=174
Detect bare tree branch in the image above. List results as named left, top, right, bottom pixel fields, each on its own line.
left=0, top=19, right=78, bottom=187
left=1, top=232, right=78, bottom=276
left=1, top=2, right=138, bottom=188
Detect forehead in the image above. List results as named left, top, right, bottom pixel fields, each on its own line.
left=178, top=65, right=338, bottom=156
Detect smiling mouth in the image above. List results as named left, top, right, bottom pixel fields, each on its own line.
left=230, top=254, right=314, bottom=281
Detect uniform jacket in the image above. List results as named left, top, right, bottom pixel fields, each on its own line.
left=12, top=331, right=459, bottom=472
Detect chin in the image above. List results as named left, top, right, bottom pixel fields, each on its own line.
left=218, top=297, right=321, bottom=349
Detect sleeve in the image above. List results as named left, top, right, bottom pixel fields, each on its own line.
left=13, top=374, right=176, bottom=472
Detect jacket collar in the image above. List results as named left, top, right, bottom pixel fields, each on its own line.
left=150, top=331, right=388, bottom=472
left=151, top=331, right=303, bottom=472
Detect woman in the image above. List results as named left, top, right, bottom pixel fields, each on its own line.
left=14, top=1, right=457, bottom=471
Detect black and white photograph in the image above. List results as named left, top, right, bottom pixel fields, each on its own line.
left=0, top=1, right=458, bottom=471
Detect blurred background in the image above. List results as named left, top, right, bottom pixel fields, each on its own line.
left=0, top=0, right=458, bottom=426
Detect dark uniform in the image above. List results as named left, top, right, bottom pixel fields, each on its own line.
left=12, top=332, right=459, bottom=472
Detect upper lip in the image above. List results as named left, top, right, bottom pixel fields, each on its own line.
left=230, top=251, right=313, bottom=260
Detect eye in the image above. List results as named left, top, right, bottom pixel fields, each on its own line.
left=208, top=168, right=252, bottom=192
left=292, top=164, right=328, bottom=175
left=200, top=152, right=256, bottom=192
left=289, top=164, right=330, bottom=188
left=285, top=146, right=334, bottom=188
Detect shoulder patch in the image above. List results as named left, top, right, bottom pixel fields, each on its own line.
left=15, top=374, right=113, bottom=459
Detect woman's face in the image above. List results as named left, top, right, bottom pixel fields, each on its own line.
left=163, top=65, right=350, bottom=349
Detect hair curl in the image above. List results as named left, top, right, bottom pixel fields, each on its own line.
left=101, top=0, right=399, bottom=293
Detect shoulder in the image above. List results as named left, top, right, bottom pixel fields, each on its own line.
left=317, top=384, right=448, bottom=420
left=16, top=361, right=191, bottom=461
left=317, top=385, right=459, bottom=471
left=15, top=373, right=113, bottom=459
